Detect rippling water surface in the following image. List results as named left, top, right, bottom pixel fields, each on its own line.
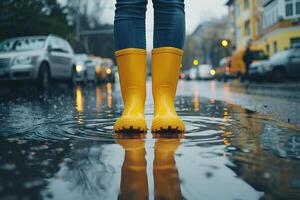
left=0, top=83, right=300, bottom=200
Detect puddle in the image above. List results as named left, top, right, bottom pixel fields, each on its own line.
left=0, top=84, right=300, bottom=200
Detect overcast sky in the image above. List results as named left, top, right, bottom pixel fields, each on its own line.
left=100, top=0, right=228, bottom=33
left=99, top=0, right=228, bottom=49
left=60, top=0, right=228, bottom=49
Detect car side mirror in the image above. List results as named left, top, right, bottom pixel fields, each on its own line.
left=47, top=45, right=52, bottom=52
left=48, top=46, right=62, bottom=52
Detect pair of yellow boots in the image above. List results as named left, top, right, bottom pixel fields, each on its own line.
left=113, top=47, right=185, bottom=133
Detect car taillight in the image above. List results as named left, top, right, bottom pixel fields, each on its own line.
left=225, top=66, right=230, bottom=72
left=180, top=73, right=185, bottom=79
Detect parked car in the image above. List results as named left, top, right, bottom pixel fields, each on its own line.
left=215, top=57, right=231, bottom=81
left=0, top=35, right=76, bottom=88
left=197, top=64, right=215, bottom=80
left=185, top=68, right=197, bottom=80
left=230, top=48, right=268, bottom=80
left=248, top=60, right=270, bottom=81
left=93, top=57, right=115, bottom=83
left=74, top=53, right=97, bottom=84
left=74, top=54, right=88, bottom=83
left=249, top=48, right=300, bottom=81
left=179, top=71, right=186, bottom=79
left=85, top=60, right=97, bottom=84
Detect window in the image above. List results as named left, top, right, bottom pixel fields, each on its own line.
left=297, top=1, right=300, bottom=14
left=60, top=39, right=72, bottom=54
left=286, top=0, right=294, bottom=16
left=244, top=0, right=250, bottom=10
left=235, top=2, right=241, bottom=16
left=274, top=41, right=277, bottom=53
left=266, top=44, right=270, bottom=53
left=0, top=37, right=45, bottom=52
left=244, top=21, right=250, bottom=36
left=263, top=0, right=279, bottom=28
left=285, top=0, right=300, bottom=18
left=291, top=37, right=300, bottom=48
left=236, top=28, right=241, bottom=43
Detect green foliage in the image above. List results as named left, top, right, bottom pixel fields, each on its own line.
left=0, top=0, right=73, bottom=41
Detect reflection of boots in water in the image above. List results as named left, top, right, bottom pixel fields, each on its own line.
left=153, top=137, right=182, bottom=200
left=116, top=136, right=148, bottom=200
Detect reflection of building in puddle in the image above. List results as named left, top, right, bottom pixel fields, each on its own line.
left=192, top=82, right=200, bottom=112
left=75, top=86, right=84, bottom=124
left=106, top=83, right=112, bottom=109
left=218, top=106, right=233, bottom=146
left=76, top=86, right=84, bottom=113
left=210, top=80, right=216, bottom=96
left=77, top=114, right=84, bottom=125
left=96, top=86, right=103, bottom=112
left=221, top=106, right=300, bottom=198
left=223, top=83, right=231, bottom=101
left=115, top=134, right=183, bottom=200
left=193, top=95, right=200, bottom=112
left=222, top=131, right=232, bottom=145
left=229, top=121, right=300, bottom=199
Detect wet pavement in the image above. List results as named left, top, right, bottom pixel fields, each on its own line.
left=179, top=80, right=300, bottom=126
left=0, top=80, right=300, bottom=200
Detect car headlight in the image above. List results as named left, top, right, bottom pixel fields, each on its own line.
left=76, top=64, right=83, bottom=73
left=14, top=56, right=33, bottom=65
left=106, top=68, right=112, bottom=74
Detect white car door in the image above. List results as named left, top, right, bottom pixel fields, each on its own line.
left=58, top=39, right=74, bottom=78
left=47, top=37, right=62, bottom=78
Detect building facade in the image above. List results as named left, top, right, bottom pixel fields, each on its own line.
left=226, top=0, right=300, bottom=56
left=184, top=18, right=232, bottom=68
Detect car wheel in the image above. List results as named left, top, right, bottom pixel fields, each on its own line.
left=272, top=68, right=286, bottom=82
left=83, top=72, right=88, bottom=85
left=38, top=63, right=51, bottom=89
left=69, top=67, right=77, bottom=87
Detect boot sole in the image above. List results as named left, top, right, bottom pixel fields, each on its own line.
left=113, top=117, right=147, bottom=134
left=151, top=118, right=185, bottom=134
left=114, top=126, right=147, bottom=134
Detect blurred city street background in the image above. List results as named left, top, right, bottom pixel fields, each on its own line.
left=0, top=0, right=300, bottom=200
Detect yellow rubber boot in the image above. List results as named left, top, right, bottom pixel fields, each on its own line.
left=151, top=47, right=185, bottom=133
left=113, top=48, right=147, bottom=133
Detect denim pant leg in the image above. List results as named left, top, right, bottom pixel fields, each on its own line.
left=152, top=0, right=185, bottom=49
left=114, top=0, right=148, bottom=51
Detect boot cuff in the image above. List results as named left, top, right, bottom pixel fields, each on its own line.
left=115, top=48, right=147, bottom=57
left=152, top=47, right=183, bottom=56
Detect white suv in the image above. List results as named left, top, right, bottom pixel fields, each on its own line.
left=0, top=35, right=76, bottom=87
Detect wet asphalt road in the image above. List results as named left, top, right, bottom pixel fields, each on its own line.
left=0, top=80, right=300, bottom=200
left=177, top=80, right=300, bottom=127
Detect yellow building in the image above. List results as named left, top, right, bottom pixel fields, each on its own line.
left=225, top=0, right=261, bottom=49
left=226, top=0, right=300, bottom=56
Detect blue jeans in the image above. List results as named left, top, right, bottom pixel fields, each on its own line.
left=114, top=0, right=185, bottom=51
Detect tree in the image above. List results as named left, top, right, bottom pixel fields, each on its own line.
left=65, top=0, right=114, bottom=58
left=0, top=0, right=72, bottom=41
